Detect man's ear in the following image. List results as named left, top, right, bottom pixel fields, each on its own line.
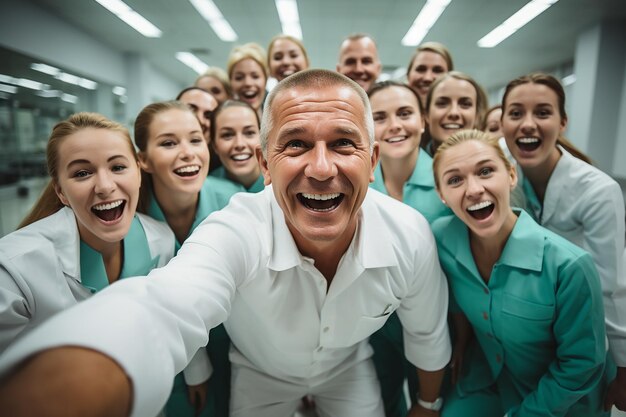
left=137, top=152, right=153, bottom=173
left=369, top=142, right=380, bottom=183
left=54, top=182, right=70, bottom=207
left=256, top=146, right=271, bottom=186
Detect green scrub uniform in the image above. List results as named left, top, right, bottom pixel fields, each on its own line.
left=210, top=166, right=265, bottom=194
left=369, top=151, right=451, bottom=417
left=80, top=215, right=160, bottom=293
left=149, top=177, right=239, bottom=417
left=433, top=210, right=612, bottom=417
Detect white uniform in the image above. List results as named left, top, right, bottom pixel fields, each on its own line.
left=522, top=146, right=626, bottom=366
left=0, top=207, right=174, bottom=352
left=0, top=187, right=452, bottom=417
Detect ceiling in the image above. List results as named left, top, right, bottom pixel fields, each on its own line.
left=26, top=0, right=626, bottom=91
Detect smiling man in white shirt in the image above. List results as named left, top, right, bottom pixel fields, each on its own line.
left=0, top=69, right=450, bottom=417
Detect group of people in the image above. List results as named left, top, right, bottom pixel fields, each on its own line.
left=0, top=32, right=624, bottom=417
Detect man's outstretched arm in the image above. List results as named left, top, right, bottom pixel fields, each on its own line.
left=0, top=347, right=132, bottom=417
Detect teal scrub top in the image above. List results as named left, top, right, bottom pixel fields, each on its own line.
left=147, top=176, right=239, bottom=252
left=210, top=166, right=265, bottom=194
left=432, top=210, right=608, bottom=416
left=370, top=151, right=451, bottom=223
left=80, top=215, right=159, bottom=293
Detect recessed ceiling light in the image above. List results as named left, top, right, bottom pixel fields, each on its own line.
left=275, top=0, right=302, bottom=40
left=401, top=0, right=451, bottom=47
left=176, top=52, right=210, bottom=74
left=94, top=0, right=162, bottom=38
left=478, top=0, right=559, bottom=48
left=189, top=0, right=238, bottom=42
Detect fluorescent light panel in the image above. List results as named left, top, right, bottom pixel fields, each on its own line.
left=478, top=0, right=559, bottom=48
left=32, top=63, right=99, bottom=90
left=176, top=52, right=210, bottom=74
left=401, top=0, right=451, bottom=47
left=189, top=0, right=238, bottom=41
left=561, top=74, right=576, bottom=86
left=275, top=0, right=302, bottom=39
left=61, top=93, right=79, bottom=104
left=0, top=83, right=18, bottom=94
left=113, top=86, right=127, bottom=96
left=94, top=0, right=162, bottom=38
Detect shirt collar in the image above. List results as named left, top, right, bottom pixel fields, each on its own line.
left=266, top=187, right=399, bottom=271
left=406, top=150, right=436, bottom=188
left=438, top=209, right=544, bottom=274
left=498, top=209, right=544, bottom=272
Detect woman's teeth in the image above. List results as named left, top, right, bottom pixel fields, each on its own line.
left=92, top=200, right=123, bottom=211
left=442, top=123, right=462, bottom=129
left=232, top=154, right=252, bottom=161
left=467, top=200, right=493, bottom=211
left=175, top=166, right=200, bottom=175
left=386, top=136, right=406, bottom=144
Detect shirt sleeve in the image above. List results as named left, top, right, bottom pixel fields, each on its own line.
left=510, top=253, right=607, bottom=417
left=579, top=181, right=626, bottom=365
left=0, top=264, right=30, bottom=353
left=397, top=230, right=452, bottom=372
left=0, top=218, right=247, bottom=417
left=183, top=348, right=213, bottom=385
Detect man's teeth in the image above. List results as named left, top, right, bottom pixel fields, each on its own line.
left=518, top=137, right=539, bottom=144
left=301, top=193, right=341, bottom=201
left=442, top=123, right=462, bottom=129
left=93, top=200, right=123, bottom=211
left=467, top=201, right=493, bottom=211
left=175, top=166, right=200, bottom=174
left=232, top=154, right=252, bottom=161
left=386, top=136, right=406, bottom=144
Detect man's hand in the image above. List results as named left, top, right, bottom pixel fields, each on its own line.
left=407, top=404, right=440, bottom=417
left=187, top=381, right=208, bottom=416
left=0, top=347, right=132, bottom=417
left=604, top=366, right=626, bottom=411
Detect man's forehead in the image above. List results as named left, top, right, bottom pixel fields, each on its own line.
left=272, top=85, right=364, bottom=115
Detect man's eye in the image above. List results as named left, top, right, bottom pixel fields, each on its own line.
left=286, top=140, right=305, bottom=149
left=335, top=139, right=355, bottom=148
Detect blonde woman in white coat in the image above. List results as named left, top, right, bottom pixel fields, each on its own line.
left=502, top=73, right=626, bottom=411
left=0, top=113, right=174, bottom=353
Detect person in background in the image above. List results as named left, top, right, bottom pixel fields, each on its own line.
left=336, top=33, right=381, bottom=92
left=209, top=100, right=264, bottom=193
left=432, top=129, right=611, bottom=416
left=0, top=112, right=173, bottom=353
left=267, top=34, right=310, bottom=82
left=177, top=86, right=222, bottom=174
left=0, top=69, right=451, bottom=417
left=195, top=67, right=232, bottom=104
left=134, top=101, right=240, bottom=417
left=368, top=80, right=452, bottom=417
left=406, top=42, right=453, bottom=107
left=501, top=73, right=626, bottom=411
left=227, top=43, right=268, bottom=117
left=482, top=104, right=503, bottom=139
left=423, top=71, right=488, bottom=156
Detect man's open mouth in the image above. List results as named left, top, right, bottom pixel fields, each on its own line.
left=297, top=193, right=344, bottom=212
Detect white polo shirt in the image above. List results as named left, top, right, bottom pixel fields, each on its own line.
left=0, top=186, right=451, bottom=417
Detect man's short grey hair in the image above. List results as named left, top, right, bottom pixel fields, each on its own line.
left=260, top=69, right=375, bottom=158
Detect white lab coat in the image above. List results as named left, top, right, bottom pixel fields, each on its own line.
left=522, top=147, right=626, bottom=365
left=0, top=207, right=174, bottom=352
